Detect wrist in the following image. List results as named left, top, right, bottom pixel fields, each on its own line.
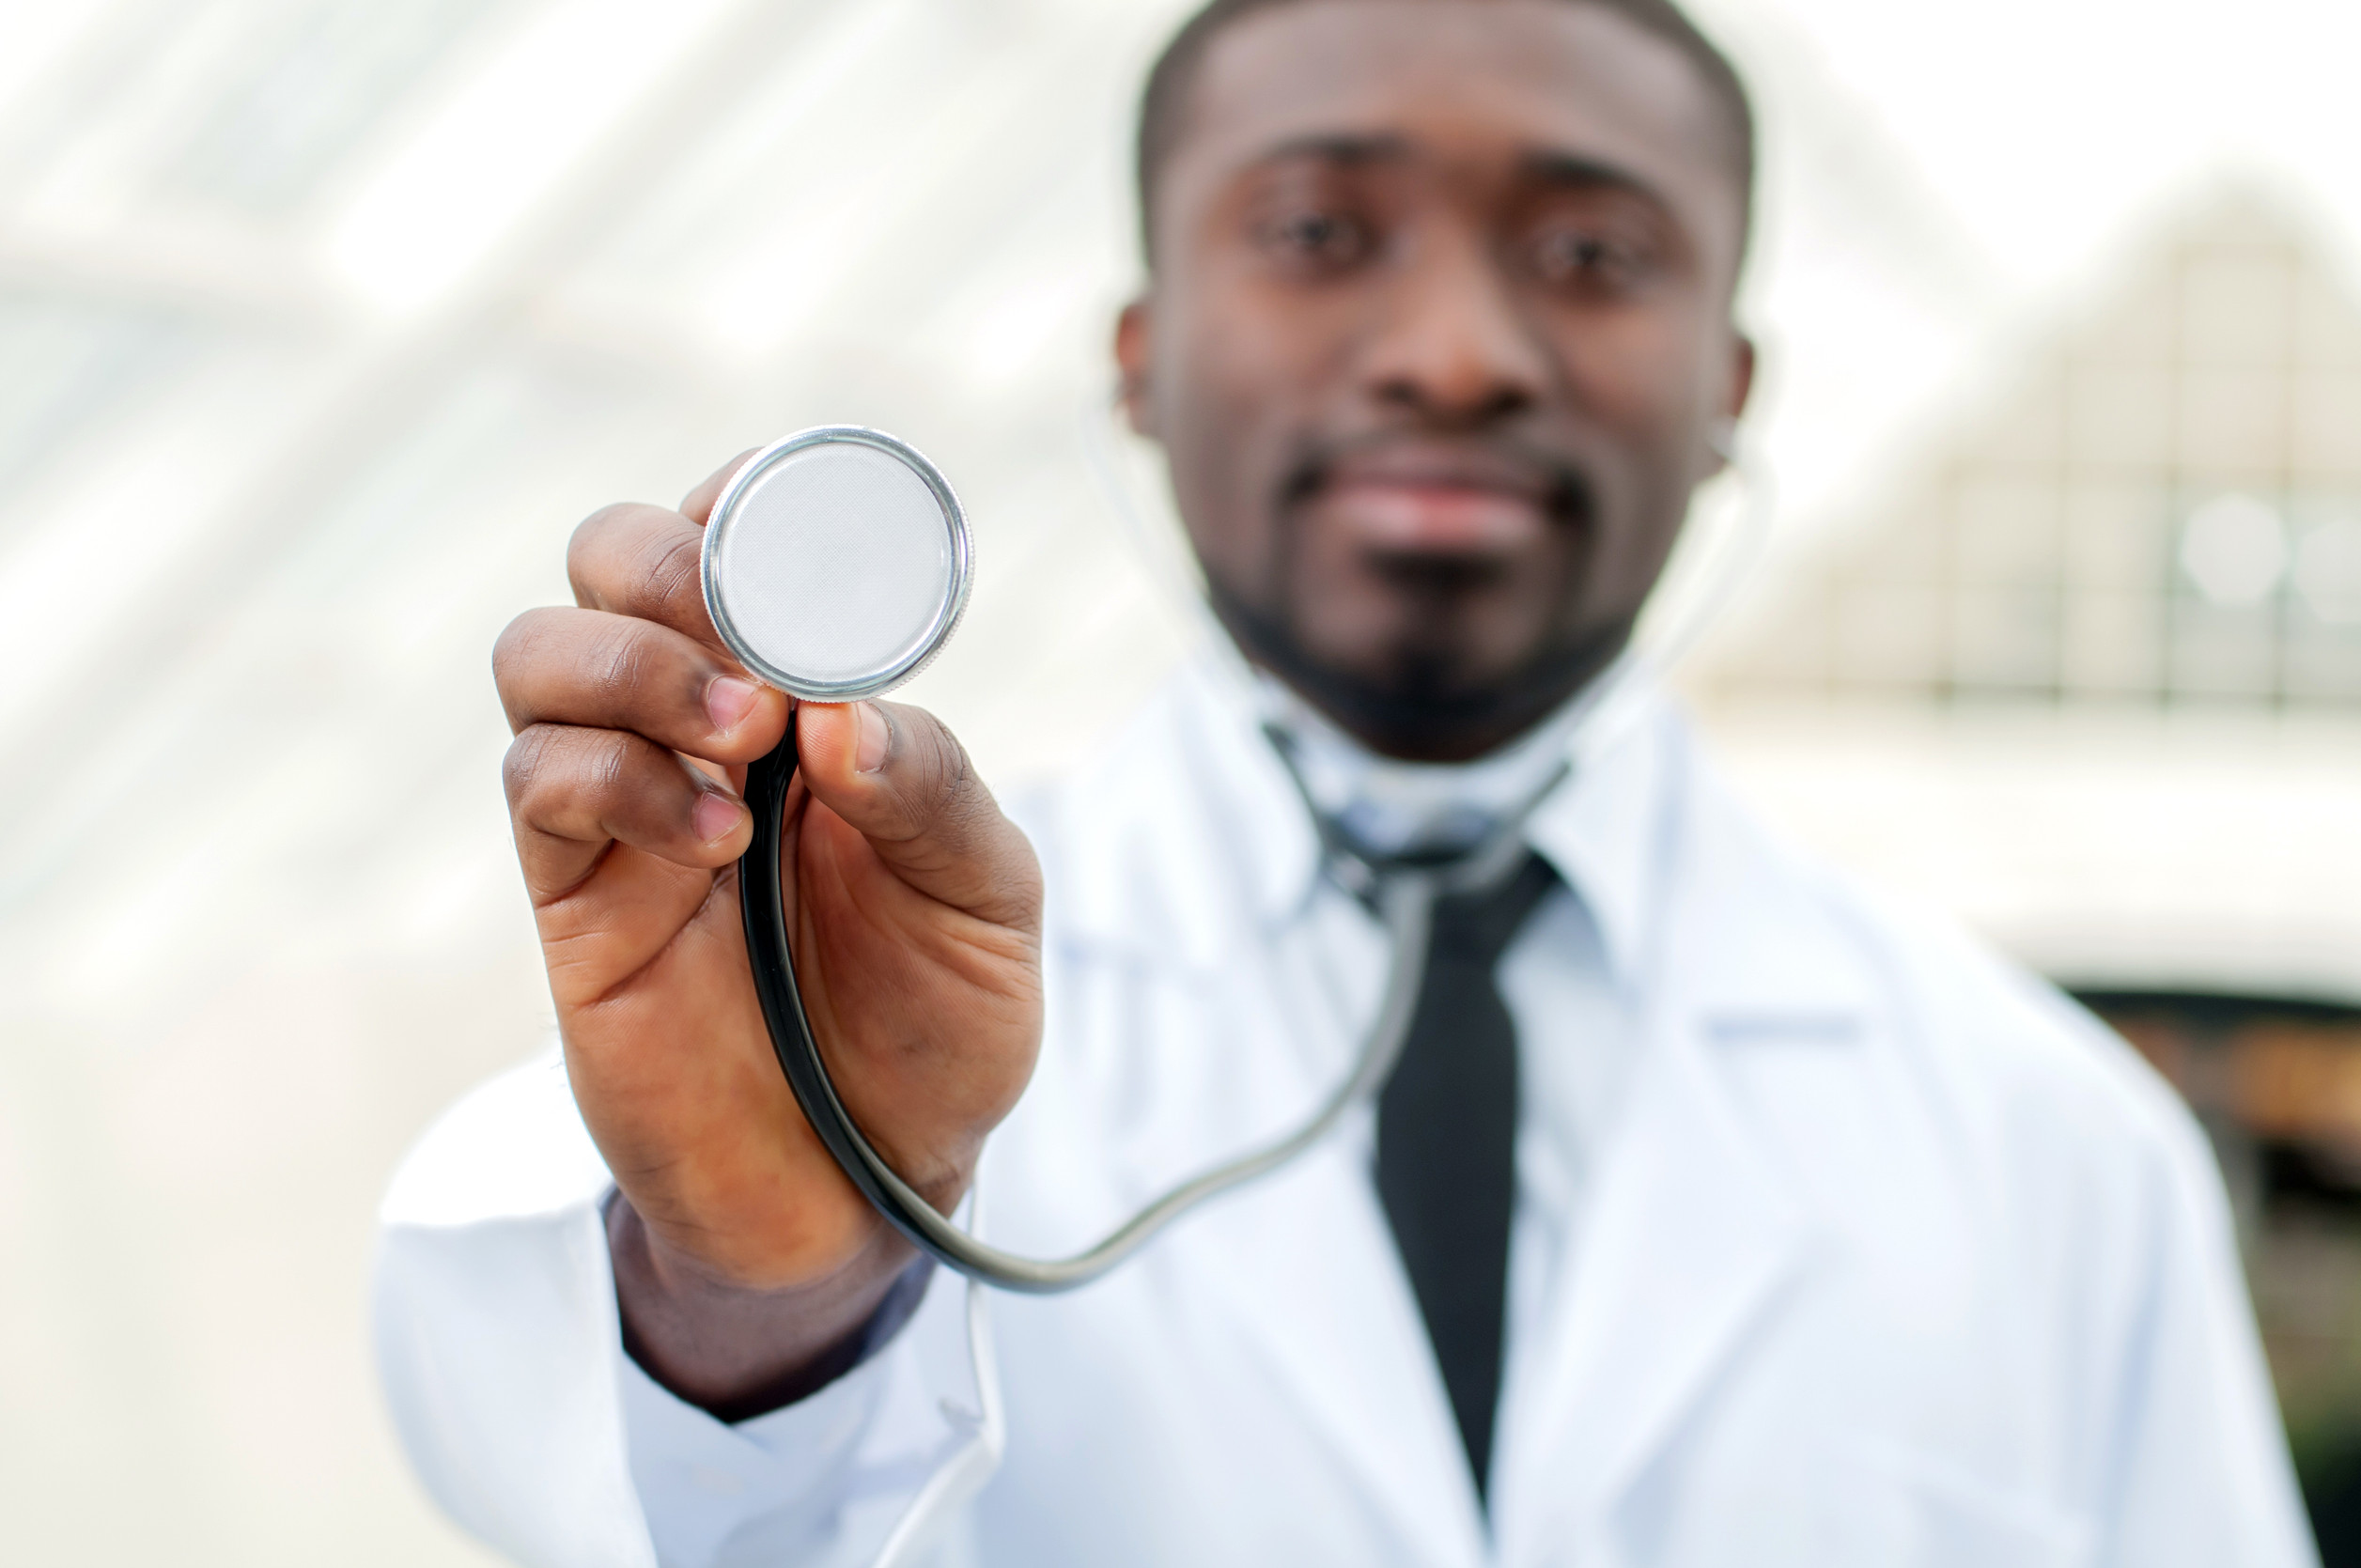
left=607, top=1193, right=922, bottom=1420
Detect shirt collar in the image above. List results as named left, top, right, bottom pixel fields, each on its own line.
left=1519, top=699, right=1666, bottom=991
left=1177, top=652, right=1670, bottom=991
left=1254, top=673, right=1598, bottom=861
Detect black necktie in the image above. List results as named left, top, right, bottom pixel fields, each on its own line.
left=1375, top=852, right=1557, bottom=1505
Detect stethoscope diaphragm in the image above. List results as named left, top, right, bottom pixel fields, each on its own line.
left=701, top=426, right=972, bottom=701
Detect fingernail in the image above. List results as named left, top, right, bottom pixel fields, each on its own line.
left=706, top=675, right=760, bottom=735
left=855, top=702, right=890, bottom=773
left=691, top=792, right=744, bottom=844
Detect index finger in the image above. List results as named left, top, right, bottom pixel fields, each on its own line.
left=566, top=447, right=765, bottom=649
left=567, top=502, right=727, bottom=653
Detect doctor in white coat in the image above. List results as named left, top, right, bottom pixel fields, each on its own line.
left=374, top=0, right=2318, bottom=1563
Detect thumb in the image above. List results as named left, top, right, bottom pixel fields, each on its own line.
left=794, top=700, right=1039, bottom=927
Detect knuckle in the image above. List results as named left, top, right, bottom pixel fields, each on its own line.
left=927, top=732, right=977, bottom=824
left=581, top=728, right=637, bottom=797
left=585, top=618, right=654, bottom=707
left=561, top=500, right=708, bottom=630
left=566, top=505, right=630, bottom=593
left=638, top=529, right=705, bottom=616
left=570, top=502, right=636, bottom=554
left=490, top=613, right=530, bottom=674
left=905, top=715, right=992, bottom=843
left=505, top=725, right=641, bottom=816
left=491, top=608, right=556, bottom=684
left=503, top=725, right=560, bottom=808
left=569, top=503, right=694, bottom=613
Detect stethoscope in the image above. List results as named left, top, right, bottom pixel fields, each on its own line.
left=703, top=418, right=1766, bottom=1294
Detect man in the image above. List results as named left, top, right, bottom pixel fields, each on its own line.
left=376, top=0, right=2316, bottom=1563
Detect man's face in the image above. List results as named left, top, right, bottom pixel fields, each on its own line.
left=1119, top=0, right=1754, bottom=761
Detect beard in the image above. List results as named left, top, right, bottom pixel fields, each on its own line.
left=1204, top=567, right=1634, bottom=764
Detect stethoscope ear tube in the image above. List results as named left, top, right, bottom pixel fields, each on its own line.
left=737, top=717, right=1445, bottom=1294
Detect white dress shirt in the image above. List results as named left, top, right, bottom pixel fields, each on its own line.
left=376, top=660, right=2316, bottom=1568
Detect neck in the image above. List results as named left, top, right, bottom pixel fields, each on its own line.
left=1254, top=665, right=1599, bottom=862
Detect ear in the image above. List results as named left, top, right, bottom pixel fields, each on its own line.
left=1725, top=333, right=1757, bottom=426
left=1702, top=332, right=1758, bottom=477
left=1114, top=298, right=1157, bottom=439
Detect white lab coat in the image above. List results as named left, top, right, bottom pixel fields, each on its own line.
left=375, top=665, right=2315, bottom=1568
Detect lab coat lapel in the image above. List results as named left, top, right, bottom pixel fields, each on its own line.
left=1502, top=732, right=1821, bottom=1556
left=1177, top=1136, right=1492, bottom=1567
left=1503, top=1014, right=1810, bottom=1548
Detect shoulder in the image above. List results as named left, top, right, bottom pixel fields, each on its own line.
left=1671, top=724, right=2217, bottom=1224
left=1825, top=853, right=2204, bottom=1195
left=380, top=1044, right=614, bottom=1230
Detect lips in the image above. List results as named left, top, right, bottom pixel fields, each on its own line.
left=1302, top=440, right=1564, bottom=552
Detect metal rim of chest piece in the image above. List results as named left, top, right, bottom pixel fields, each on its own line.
left=700, top=425, right=974, bottom=703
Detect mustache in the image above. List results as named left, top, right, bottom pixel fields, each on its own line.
left=1274, top=427, right=1595, bottom=524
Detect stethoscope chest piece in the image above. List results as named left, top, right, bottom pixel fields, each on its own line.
left=702, top=426, right=972, bottom=701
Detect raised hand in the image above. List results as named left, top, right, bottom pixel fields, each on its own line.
left=492, top=454, right=1042, bottom=1410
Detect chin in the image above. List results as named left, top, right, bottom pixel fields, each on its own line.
left=1206, top=573, right=1620, bottom=761
left=1272, top=638, right=1552, bottom=762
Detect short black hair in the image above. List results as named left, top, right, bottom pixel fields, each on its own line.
left=1134, top=0, right=1756, bottom=261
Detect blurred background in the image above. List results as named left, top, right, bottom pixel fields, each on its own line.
left=2, top=0, right=2358, bottom=1560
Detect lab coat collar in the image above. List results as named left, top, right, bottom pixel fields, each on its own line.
left=1052, top=655, right=1667, bottom=989
left=1518, top=703, right=1664, bottom=994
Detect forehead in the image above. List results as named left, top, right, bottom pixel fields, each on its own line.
left=1163, top=0, right=1743, bottom=249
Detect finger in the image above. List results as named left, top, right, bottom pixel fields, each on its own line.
left=504, top=722, right=752, bottom=901
left=680, top=447, right=762, bottom=525
left=794, top=700, right=1041, bottom=930
left=495, top=607, right=790, bottom=765
left=567, top=502, right=721, bottom=651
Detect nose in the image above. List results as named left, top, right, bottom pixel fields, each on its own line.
left=1359, top=232, right=1548, bottom=427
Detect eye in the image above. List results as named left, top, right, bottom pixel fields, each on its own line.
left=1256, top=207, right=1373, bottom=270
left=1530, top=225, right=1648, bottom=290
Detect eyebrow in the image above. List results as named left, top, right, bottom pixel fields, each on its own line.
left=1243, top=134, right=1672, bottom=210
left=1246, top=132, right=1416, bottom=170
left=1517, top=148, right=1670, bottom=210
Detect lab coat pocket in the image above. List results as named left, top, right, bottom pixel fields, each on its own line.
left=1832, top=1436, right=2095, bottom=1568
